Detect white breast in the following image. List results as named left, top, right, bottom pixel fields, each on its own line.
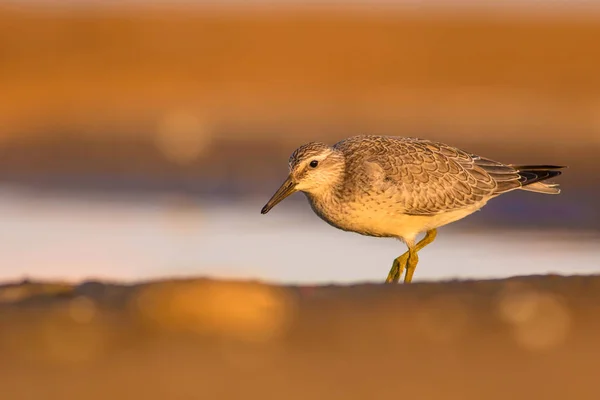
left=306, top=193, right=486, bottom=243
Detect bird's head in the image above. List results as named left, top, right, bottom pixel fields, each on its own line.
left=261, top=141, right=345, bottom=214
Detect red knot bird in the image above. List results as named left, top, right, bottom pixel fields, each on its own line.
left=260, top=135, right=565, bottom=283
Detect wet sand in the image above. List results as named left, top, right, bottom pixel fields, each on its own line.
left=2, top=193, right=598, bottom=284
left=1, top=275, right=599, bottom=399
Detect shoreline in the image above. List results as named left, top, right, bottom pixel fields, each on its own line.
left=1, top=275, right=599, bottom=399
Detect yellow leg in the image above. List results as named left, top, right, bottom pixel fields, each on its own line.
left=403, top=249, right=419, bottom=283
left=385, top=229, right=437, bottom=284
left=385, top=253, right=408, bottom=283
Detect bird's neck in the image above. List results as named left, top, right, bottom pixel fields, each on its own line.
left=304, top=168, right=347, bottom=211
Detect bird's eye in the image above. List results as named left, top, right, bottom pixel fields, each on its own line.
left=309, top=160, right=319, bottom=168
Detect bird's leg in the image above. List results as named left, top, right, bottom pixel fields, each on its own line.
left=385, top=253, right=409, bottom=283
left=404, top=229, right=437, bottom=283
left=403, top=249, right=419, bottom=283
left=385, top=229, right=438, bottom=283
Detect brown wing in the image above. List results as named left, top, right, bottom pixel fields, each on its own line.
left=345, top=137, right=522, bottom=215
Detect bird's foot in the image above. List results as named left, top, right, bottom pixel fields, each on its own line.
left=385, top=252, right=409, bottom=283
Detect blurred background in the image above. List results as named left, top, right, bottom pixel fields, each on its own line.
left=0, top=0, right=599, bottom=284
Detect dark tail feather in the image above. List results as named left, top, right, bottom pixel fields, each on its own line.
left=511, top=165, right=566, bottom=194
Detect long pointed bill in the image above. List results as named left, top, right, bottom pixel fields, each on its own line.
left=261, top=175, right=297, bottom=214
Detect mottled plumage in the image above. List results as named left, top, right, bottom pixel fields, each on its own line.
left=262, top=135, right=565, bottom=283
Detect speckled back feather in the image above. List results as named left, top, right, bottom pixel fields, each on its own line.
left=333, top=135, right=563, bottom=215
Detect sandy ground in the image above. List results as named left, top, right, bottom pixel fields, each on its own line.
left=1, top=275, right=599, bottom=399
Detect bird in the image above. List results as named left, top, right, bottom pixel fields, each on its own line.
left=260, top=135, right=565, bottom=283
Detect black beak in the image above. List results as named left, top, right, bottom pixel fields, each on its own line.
left=261, top=175, right=297, bottom=214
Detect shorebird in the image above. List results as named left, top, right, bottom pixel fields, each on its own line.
left=260, top=135, right=564, bottom=283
